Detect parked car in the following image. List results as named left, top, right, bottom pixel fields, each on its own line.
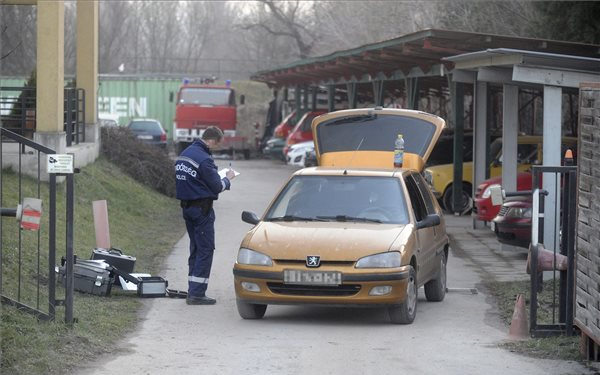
left=423, top=135, right=577, bottom=214
left=286, top=141, right=314, bottom=167
left=272, top=111, right=297, bottom=139
left=283, top=110, right=327, bottom=156
left=98, top=113, right=120, bottom=128
left=126, top=118, right=167, bottom=149
left=262, top=137, right=286, bottom=161
left=233, top=107, right=449, bottom=324
left=425, top=130, right=474, bottom=167
left=474, top=172, right=533, bottom=222
left=491, top=196, right=532, bottom=248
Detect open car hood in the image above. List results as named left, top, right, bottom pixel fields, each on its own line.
left=312, top=108, right=446, bottom=172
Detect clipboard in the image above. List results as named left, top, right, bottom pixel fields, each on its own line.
left=218, top=168, right=240, bottom=179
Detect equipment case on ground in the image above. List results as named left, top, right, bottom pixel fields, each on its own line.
left=60, top=260, right=114, bottom=296
left=137, top=276, right=168, bottom=298
left=91, top=248, right=136, bottom=273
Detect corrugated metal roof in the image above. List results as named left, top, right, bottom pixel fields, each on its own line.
left=251, top=29, right=600, bottom=89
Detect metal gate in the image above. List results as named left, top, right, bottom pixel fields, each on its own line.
left=0, top=128, right=74, bottom=322
left=529, top=164, right=578, bottom=337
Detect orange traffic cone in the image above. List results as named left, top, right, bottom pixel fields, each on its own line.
left=508, top=294, right=529, bottom=340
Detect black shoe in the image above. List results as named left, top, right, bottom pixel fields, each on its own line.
left=186, top=296, right=216, bottom=305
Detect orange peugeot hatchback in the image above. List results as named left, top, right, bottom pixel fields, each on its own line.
left=233, top=107, right=449, bottom=324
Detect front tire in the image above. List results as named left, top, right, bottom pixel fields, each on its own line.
left=388, top=267, right=417, bottom=324
left=236, top=300, right=267, bottom=319
left=424, top=253, right=447, bottom=302
left=442, top=183, right=472, bottom=215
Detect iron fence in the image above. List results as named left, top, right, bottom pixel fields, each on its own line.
left=0, top=86, right=86, bottom=147
left=529, top=165, right=578, bottom=337
left=0, top=128, right=74, bottom=323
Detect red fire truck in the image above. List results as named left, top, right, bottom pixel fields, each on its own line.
left=172, top=82, right=249, bottom=158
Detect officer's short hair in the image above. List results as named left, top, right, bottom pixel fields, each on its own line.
left=202, top=126, right=223, bottom=142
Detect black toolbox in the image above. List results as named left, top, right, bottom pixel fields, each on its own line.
left=91, top=248, right=136, bottom=274
left=60, top=260, right=114, bottom=296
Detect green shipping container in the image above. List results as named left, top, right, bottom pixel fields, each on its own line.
left=98, top=76, right=183, bottom=139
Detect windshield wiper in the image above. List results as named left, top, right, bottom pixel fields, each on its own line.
left=324, top=114, right=377, bottom=127
left=316, top=215, right=382, bottom=223
left=268, top=215, right=327, bottom=222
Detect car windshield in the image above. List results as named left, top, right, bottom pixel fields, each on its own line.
left=179, top=88, right=233, bottom=106
left=265, top=175, right=409, bottom=224
left=128, top=121, right=162, bottom=133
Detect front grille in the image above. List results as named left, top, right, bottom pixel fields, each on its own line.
left=275, top=260, right=355, bottom=267
left=498, top=206, right=509, bottom=216
left=267, top=283, right=361, bottom=296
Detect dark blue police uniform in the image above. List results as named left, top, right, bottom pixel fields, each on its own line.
left=175, top=140, right=230, bottom=298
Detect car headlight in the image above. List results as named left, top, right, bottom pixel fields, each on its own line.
left=482, top=184, right=501, bottom=199
left=505, top=207, right=532, bottom=218
left=355, top=251, right=401, bottom=268
left=237, top=248, right=273, bottom=266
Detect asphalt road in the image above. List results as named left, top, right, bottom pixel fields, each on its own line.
left=75, top=159, right=594, bottom=375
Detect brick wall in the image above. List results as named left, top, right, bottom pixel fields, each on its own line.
left=575, top=82, right=600, bottom=349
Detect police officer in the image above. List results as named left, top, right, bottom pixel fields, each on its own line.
left=175, top=126, right=236, bottom=305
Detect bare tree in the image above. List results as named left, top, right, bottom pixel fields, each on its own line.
left=99, top=1, right=136, bottom=73
left=435, top=0, right=538, bottom=37
left=312, top=1, right=438, bottom=55
left=0, top=5, right=36, bottom=76
left=238, top=0, right=318, bottom=59
left=64, top=2, right=77, bottom=76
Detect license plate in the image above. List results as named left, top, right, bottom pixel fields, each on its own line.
left=490, top=221, right=496, bottom=232
left=284, top=269, right=342, bottom=286
left=137, top=135, right=153, bottom=140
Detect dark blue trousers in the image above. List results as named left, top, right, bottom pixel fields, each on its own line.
left=182, top=206, right=215, bottom=298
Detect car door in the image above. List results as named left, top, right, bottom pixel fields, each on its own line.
left=404, top=173, right=438, bottom=283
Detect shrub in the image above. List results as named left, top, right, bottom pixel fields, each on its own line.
left=100, top=127, right=175, bottom=197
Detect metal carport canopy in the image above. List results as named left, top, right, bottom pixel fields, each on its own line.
left=251, top=29, right=600, bottom=92
left=445, top=48, right=600, bottom=233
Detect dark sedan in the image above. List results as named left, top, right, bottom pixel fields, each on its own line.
left=127, top=119, right=168, bottom=149
left=491, top=197, right=532, bottom=248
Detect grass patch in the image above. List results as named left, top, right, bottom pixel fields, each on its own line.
left=486, top=279, right=582, bottom=361
left=1, top=157, right=185, bottom=375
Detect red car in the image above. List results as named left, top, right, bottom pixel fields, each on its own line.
left=283, top=110, right=327, bottom=156
left=474, top=172, right=533, bottom=222
left=491, top=197, right=532, bottom=249
left=273, top=111, right=297, bottom=139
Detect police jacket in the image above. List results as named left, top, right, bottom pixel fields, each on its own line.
left=175, top=140, right=231, bottom=201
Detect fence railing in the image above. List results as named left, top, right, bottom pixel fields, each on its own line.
left=529, top=165, right=578, bottom=337
left=0, top=127, right=75, bottom=323
left=0, top=86, right=86, bottom=147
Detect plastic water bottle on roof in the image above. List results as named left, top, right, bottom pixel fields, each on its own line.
left=394, top=134, right=404, bottom=168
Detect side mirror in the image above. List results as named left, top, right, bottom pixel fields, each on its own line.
left=241, top=210, right=259, bottom=225
left=169, top=92, right=174, bottom=103
left=239, top=94, right=245, bottom=105
left=416, top=214, right=441, bottom=230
